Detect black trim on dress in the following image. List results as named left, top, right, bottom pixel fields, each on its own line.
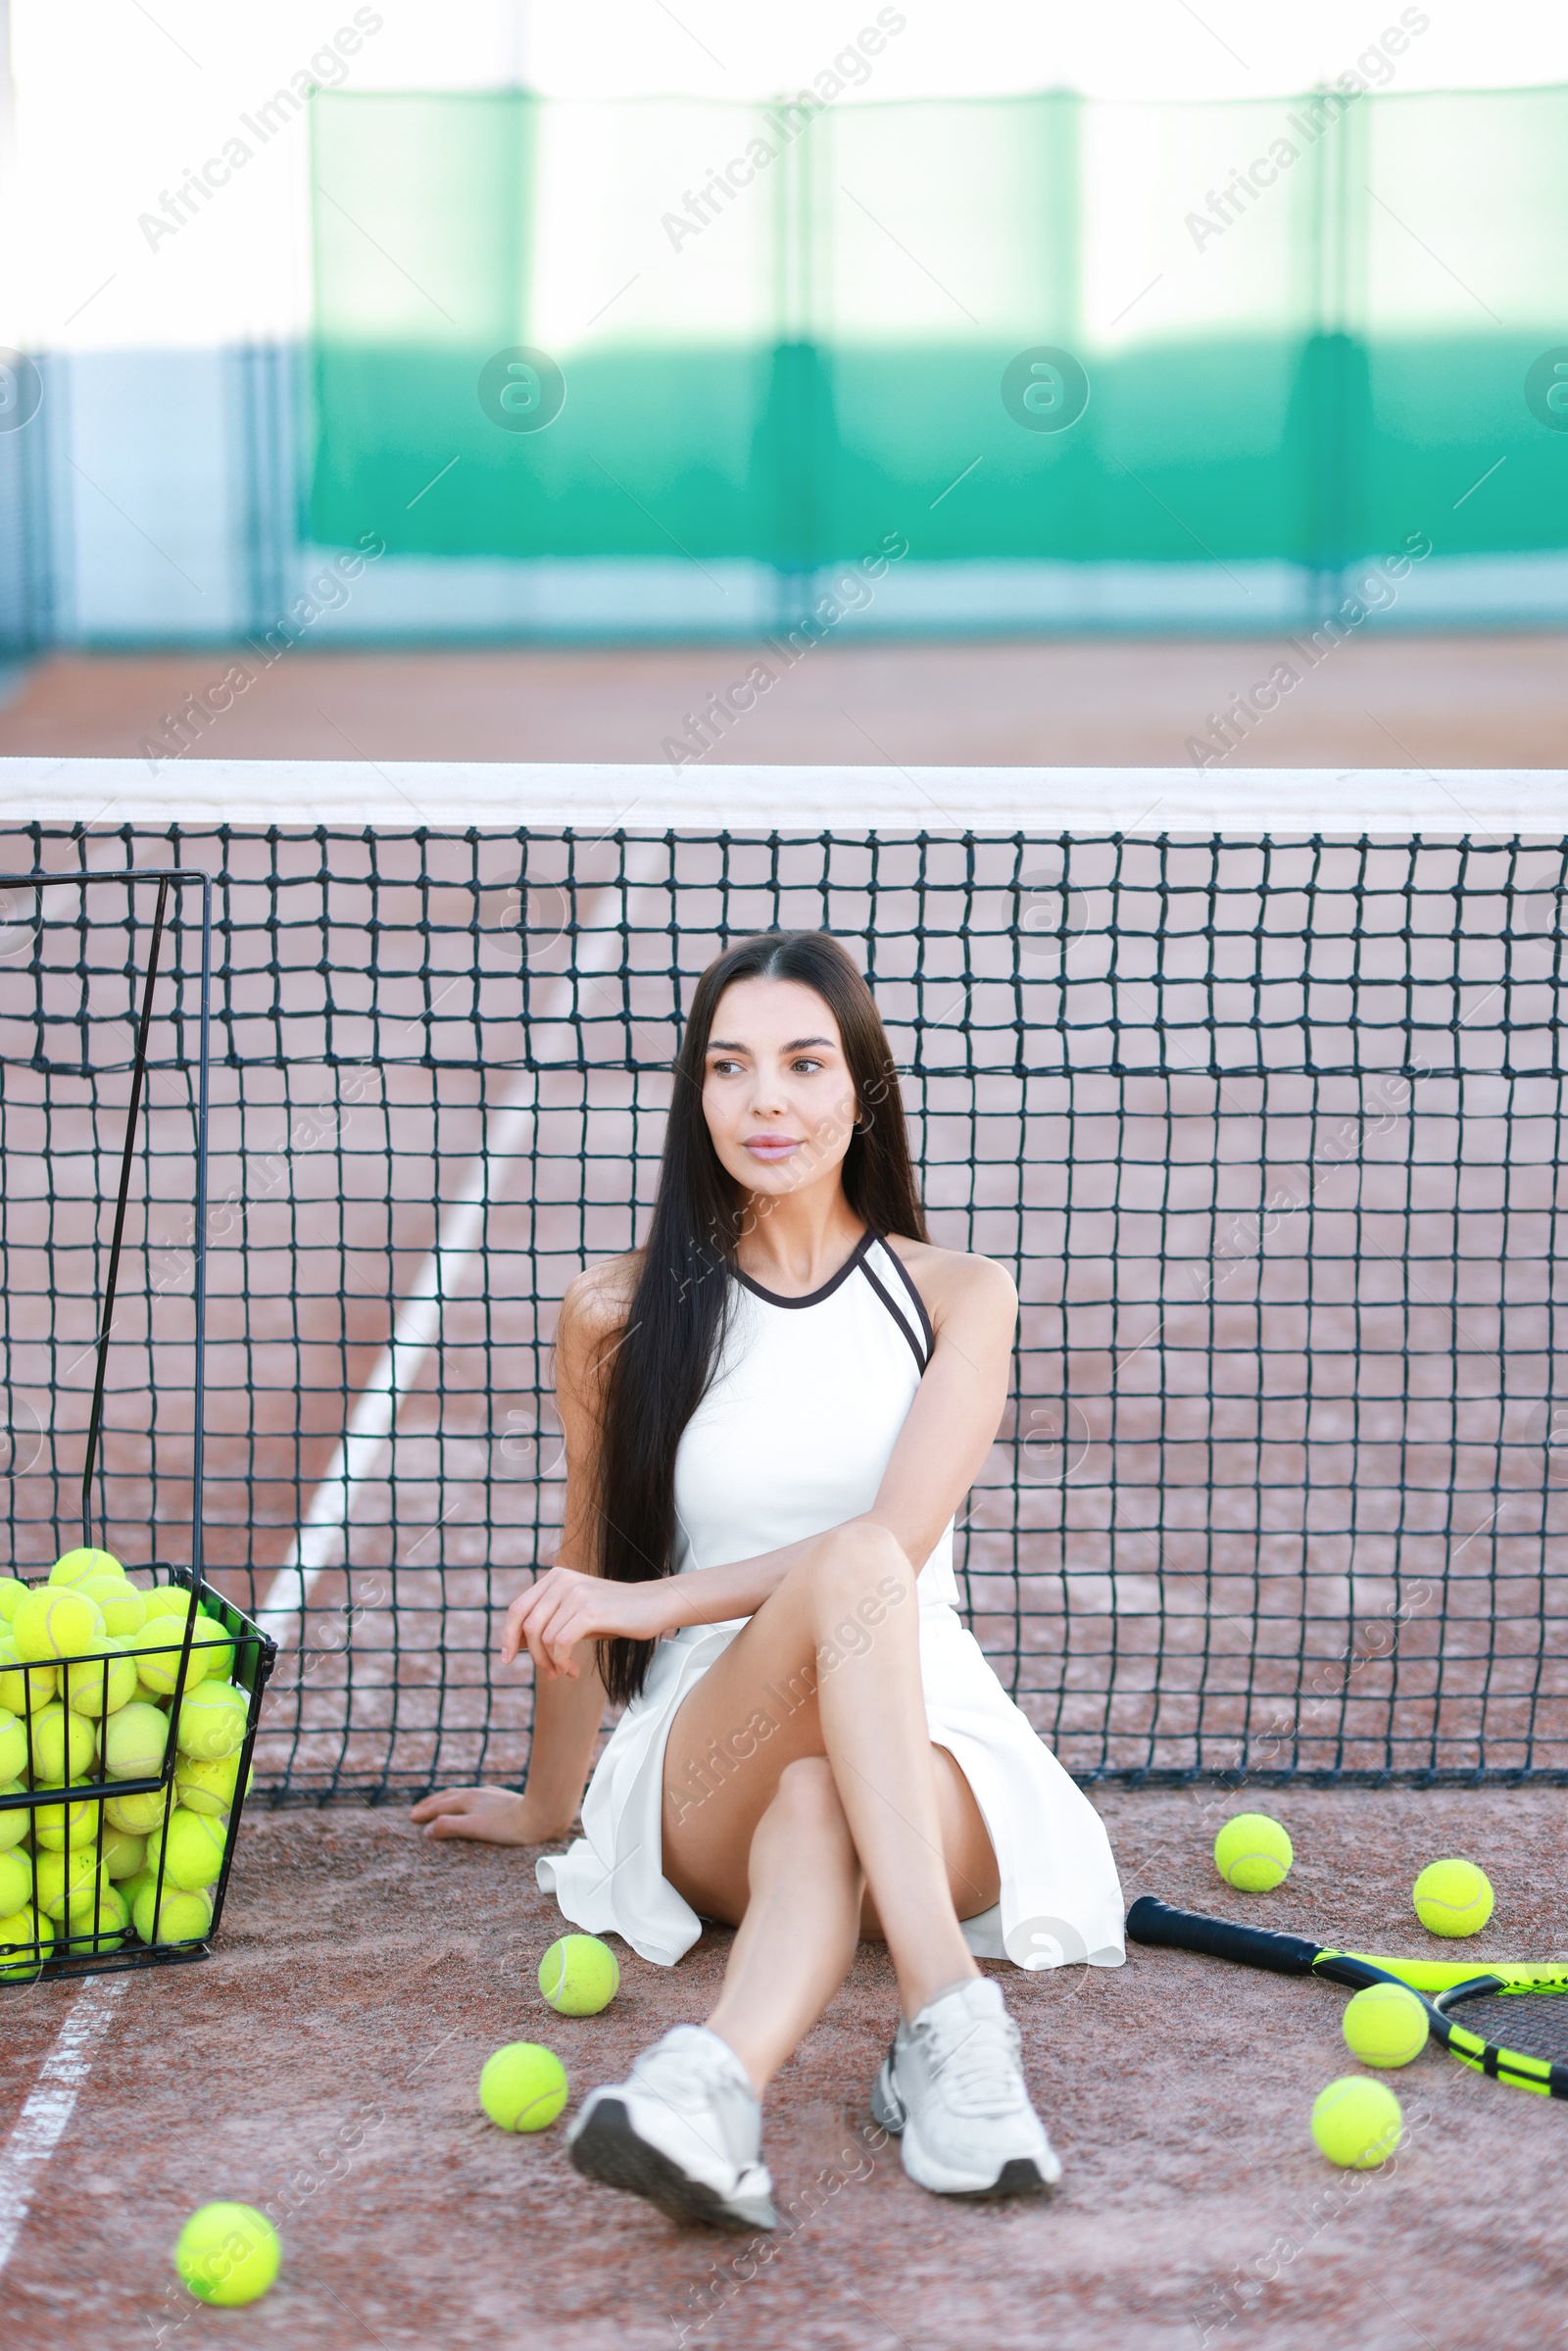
left=858, top=1252, right=931, bottom=1375
left=733, top=1224, right=875, bottom=1309
left=879, top=1237, right=938, bottom=1362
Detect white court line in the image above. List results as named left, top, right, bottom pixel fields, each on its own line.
left=0, top=1975, right=126, bottom=2280
left=255, top=882, right=644, bottom=1647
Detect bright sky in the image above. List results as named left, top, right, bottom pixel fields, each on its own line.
left=8, top=0, right=1567, bottom=349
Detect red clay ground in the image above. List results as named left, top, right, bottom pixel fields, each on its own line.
left=2, top=1786, right=1564, bottom=2350
left=2, top=633, right=1566, bottom=766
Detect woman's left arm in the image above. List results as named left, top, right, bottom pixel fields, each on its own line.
left=511, top=1248, right=1015, bottom=1673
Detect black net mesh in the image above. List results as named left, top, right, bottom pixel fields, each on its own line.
left=2, top=820, right=1565, bottom=1799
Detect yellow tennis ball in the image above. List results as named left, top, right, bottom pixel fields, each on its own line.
left=132, top=1614, right=215, bottom=1697
left=103, top=1699, right=172, bottom=1781
left=0, top=1907, right=53, bottom=1980
left=63, top=1638, right=138, bottom=1719
left=176, top=1750, right=242, bottom=1816
left=0, top=1706, right=26, bottom=1783
left=12, top=1586, right=104, bottom=1662
left=1213, top=1811, right=1294, bottom=1893
left=80, top=1576, right=146, bottom=1640
left=1343, top=1982, right=1430, bottom=2069
left=539, top=1933, right=620, bottom=2015
left=0, top=1782, right=29, bottom=1850
left=49, top=1547, right=124, bottom=1590
left=30, top=1789, right=104, bottom=1852
left=1311, top=2077, right=1403, bottom=2169
left=173, top=2202, right=280, bottom=2307
left=0, top=1845, right=30, bottom=1915
left=150, top=1806, right=227, bottom=1891
left=106, top=1783, right=170, bottom=1837
left=479, top=2042, right=568, bottom=2131
left=62, top=1882, right=129, bottom=1952
left=0, top=1577, right=27, bottom=1624
left=131, top=1878, right=212, bottom=1945
left=0, top=1641, right=54, bottom=1714
left=34, top=1844, right=109, bottom=1923
left=28, top=1700, right=98, bottom=1785
left=100, top=1826, right=145, bottom=1881
left=174, top=1680, right=248, bottom=1762
left=1412, top=1858, right=1494, bottom=1938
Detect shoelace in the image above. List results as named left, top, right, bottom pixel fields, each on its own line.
left=912, top=2006, right=1029, bottom=2118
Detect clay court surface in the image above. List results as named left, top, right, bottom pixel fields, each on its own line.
left=1, top=1785, right=1562, bottom=2351
left=2, top=631, right=1566, bottom=767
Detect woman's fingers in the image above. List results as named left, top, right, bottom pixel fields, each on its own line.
left=410, top=1786, right=481, bottom=1823
left=409, top=1786, right=533, bottom=1844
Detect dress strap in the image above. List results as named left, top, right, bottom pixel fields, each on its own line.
left=858, top=1236, right=933, bottom=1373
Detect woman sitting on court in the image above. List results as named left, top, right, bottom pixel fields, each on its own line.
left=413, top=930, right=1125, bottom=2229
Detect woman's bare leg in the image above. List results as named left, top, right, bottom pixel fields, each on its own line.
left=662, top=1522, right=996, bottom=2034
left=703, top=1746, right=999, bottom=2090
left=704, top=1758, right=864, bottom=2088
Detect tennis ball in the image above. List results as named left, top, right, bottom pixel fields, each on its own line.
left=132, top=1617, right=215, bottom=1698
left=1412, top=1858, right=1494, bottom=1938
left=56, top=1881, right=128, bottom=1951
left=143, top=1584, right=193, bottom=1615
left=479, top=2041, right=568, bottom=2131
left=0, top=1706, right=26, bottom=1783
left=30, top=1789, right=104, bottom=1851
left=1311, top=2076, right=1403, bottom=2169
left=0, top=1642, right=54, bottom=1714
left=0, top=1783, right=28, bottom=1850
left=150, top=1806, right=226, bottom=1891
left=0, top=1908, right=53, bottom=1980
left=63, top=1637, right=137, bottom=1719
left=50, top=1547, right=124, bottom=1589
left=106, top=1784, right=170, bottom=1837
left=175, top=1680, right=248, bottom=1762
left=0, top=1577, right=27, bottom=1623
left=12, top=1586, right=104, bottom=1663
left=1344, top=1982, right=1430, bottom=2069
left=34, top=1844, right=109, bottom=1923
left=176, top=1750, right=241, bottom=1816
left=100, top=1826, right=145, bottom=1881
left=103, top=1699, right=172, bottom=1781
left=28, top=1699, right=98, bottom=1785
left=80, top=1575, right=146, bottom=1640
left=0, top=1846, right=30, bottom=1914
left=1213, top=1812, right=1294, bottom=1893
left=130, top=1878, right=212, bottom=1945
left=173, top=2202, right=280, bottom=2307
left=539, top=1933, right=619, bottom=2015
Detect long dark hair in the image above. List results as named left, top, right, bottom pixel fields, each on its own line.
left=593, top=931, right=928, bottom=1705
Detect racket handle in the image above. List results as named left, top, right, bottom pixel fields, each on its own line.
left=1126, top=1895, right=1323, bottom=1976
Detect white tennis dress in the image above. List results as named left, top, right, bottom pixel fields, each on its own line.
left=537, top=1231, right=1126, bottom=1972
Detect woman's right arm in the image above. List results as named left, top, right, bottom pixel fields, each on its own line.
left=411, top=1263, right=624, bottom=1845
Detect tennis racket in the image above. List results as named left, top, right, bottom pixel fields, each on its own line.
left=1127, top=1894, right=1568, bottom=2100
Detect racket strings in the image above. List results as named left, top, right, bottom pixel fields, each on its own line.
left=1445, top=1993, right=1568, bottom=2066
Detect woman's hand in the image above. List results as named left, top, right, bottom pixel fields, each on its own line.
left=409, top=1785, right=570, bottom=1844
left=503, top=1566, right=667, bottom=1681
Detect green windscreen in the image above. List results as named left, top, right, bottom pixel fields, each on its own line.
left=309, top=83, right=1568, bottom=569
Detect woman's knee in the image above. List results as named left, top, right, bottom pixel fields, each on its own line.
left=794, top=1522, right=912, bottom=1647
left=762, top=1755, right=852, bottom=1843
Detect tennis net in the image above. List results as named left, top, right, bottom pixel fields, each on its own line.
left=0, top=760, right=1563, bottom=1794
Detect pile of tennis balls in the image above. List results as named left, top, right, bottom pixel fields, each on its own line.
left=1213, top=1810, right=1495, bottom=2172
left=0, top=1547, right=253, bottom=1975
left=478, top=1932, right=620, bottom=2136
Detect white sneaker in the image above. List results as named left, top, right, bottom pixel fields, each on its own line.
left=567, top=2026, right=778, bottom=2232
left=870, top=1976, right=1061, bottom=2198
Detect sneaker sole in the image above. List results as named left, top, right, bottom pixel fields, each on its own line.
left=903, top=2139, right=1059, bottom=2200
left=568, top=2098, right=776, bottom=2233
